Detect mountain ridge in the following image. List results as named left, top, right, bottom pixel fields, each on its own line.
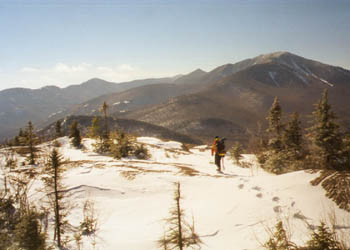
left=0, top=77, right=177, bottom=140
left=119, top=52, right=350, bottom=144
left=2, top=51, right=350, bottom=143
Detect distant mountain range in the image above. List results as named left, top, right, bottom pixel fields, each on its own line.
left=0, top=76, right=176, bottom=140
left=1, top=51, right=350, bottom=144
left=120, top=52, right=350, bottom=143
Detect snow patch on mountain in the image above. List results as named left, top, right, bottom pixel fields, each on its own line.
left=268, top=71, right=279, bottom=87
left=311, top=73, right=334, bottom=87
left=291, top=60, right=310, bottom=76
left=295, top=72, right=309, bottom=85
left=48, top=112, right=57, bottom=118
left=260, top=53, right=338, bottom=87
left=319, top=77, right=334, bottom=87
left=285, top=59, right=311, bottom=85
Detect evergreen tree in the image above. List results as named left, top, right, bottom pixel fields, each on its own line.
left=19, top=128, right=24, bottom=137
left=308, top=89, right=343, bottom=170
left=79, top=199, right=98, bottom=236
left=263, top=98, right=289, bottom=174
left=91, top=115, right=111, bottom=153
left=26, top=121, right=36, bottom=165
left=282, top=112, right=303, bottom=159
left=89, top=116, right=101, bottom=138
left=109, top=131, right=134, bottom=159
left=18, top=127, right=28, bottom=146
left=341, top=134, right=350, bottom=170
left=230, top=142, right=243, bottom=165
left=306, top=222, right=341, bottom=250
left=100, top=101, right=109, bottom=139
left=55, top=120, right=62, bottom=138
left=69, top=121, right=81, bottom=148
left=134, top=144, right=151, bottom=160
left=13, top=136, right=20, bottom=146
left=158, top=182, right=202, bottom=250
left=266, top=97, right=283, bottom=151
left=264, top=221, right=296, bottom=250
left=14, top=211, right=47, bottom=250
left=0, top=195, right=17, bottom=249
left=0, top=156, right=48, bottom=250
left=42, top=149, right=68, bottom=249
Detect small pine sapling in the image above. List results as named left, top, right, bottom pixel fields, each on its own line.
left=100, top=101, right=109, bottom=140
left=26, top=121, right=38, bottom=165
left=109, top=131, right=135, bottom=159
left=134, top=144, right=150, bottom=160
left=229, top=142, right=243, bottom=165
left=80, top=199, right=98, bottom=236
left=1, top=150, right=17, bottom=194
left=0, top=193, right=17, bottom=249
left=14, top=210, right=47, bottom=250
left=55, top=120, right=62, bottom=138
left=69, top=120, right=82, bottom=148
left=89, top=116, right=101, bottom=138
left=263, top=221, right=297, bottom=250
left=158, top=182, right=202, bottom=250
left=74, top=232, right=83, bottom=250
left=42, top=149, right=69, bottom=249
left=305, top=222, right=342, bottom=250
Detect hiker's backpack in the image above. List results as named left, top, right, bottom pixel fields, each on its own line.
left=216, top=139, right=226, bottom=156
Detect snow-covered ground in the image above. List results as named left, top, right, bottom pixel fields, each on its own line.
left=1, top=136, right=350, bottom=249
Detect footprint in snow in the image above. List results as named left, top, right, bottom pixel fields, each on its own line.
left=238, top=184, right=244, bottom=189
left=273, top=206, right=282, bottom=213
left=293, top=211, right=308, bottom=221
left=252, top=186, right=261, bottom=191
left=80, top=167, right=93, bottom=174
left=272, top=196, right=280, bottom=202
left=239, top=178, right=249, bottom=182
left=256, top=193, right=263, bottom=198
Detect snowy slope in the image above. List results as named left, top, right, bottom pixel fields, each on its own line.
left=1, top=136, right=350, bottom=250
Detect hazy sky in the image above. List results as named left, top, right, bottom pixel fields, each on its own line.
left=0, top=0, right=349, bottom=90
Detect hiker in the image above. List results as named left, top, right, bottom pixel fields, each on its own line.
left=211, top=136, right=226, bottom=171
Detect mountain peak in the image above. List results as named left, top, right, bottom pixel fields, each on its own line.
left=79, top=78, right=116, bottom=88
left=266, top=51, right=291, bottom=57
left=211, top=63, right=235, bottom=76
left=84, top=77, right=108, bottom=83
left=188, top=68, right=207, bottom=76
left=194, top=68, right=206, bottom=73
left=254, top=51, right=295, bottom=63
left=40, top=85, right=61, bottom=90
left=173, top=68, right=207, bottom=84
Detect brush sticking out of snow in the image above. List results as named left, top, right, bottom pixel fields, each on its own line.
left=1, top=136, right=349, bottom=250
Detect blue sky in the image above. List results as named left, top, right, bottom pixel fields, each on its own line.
left=0, top=0, right=349, bottom=90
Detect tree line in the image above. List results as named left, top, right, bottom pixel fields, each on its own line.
left=255, top=89, right=350, bottom=174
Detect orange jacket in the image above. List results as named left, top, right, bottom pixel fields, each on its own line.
left=211, top=138, right=219, bottom=155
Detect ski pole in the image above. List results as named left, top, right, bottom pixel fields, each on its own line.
left=222, top=157, right=225, bottom=171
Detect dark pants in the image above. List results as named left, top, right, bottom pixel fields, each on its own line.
left=215, top=153, right=222, bottom=171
